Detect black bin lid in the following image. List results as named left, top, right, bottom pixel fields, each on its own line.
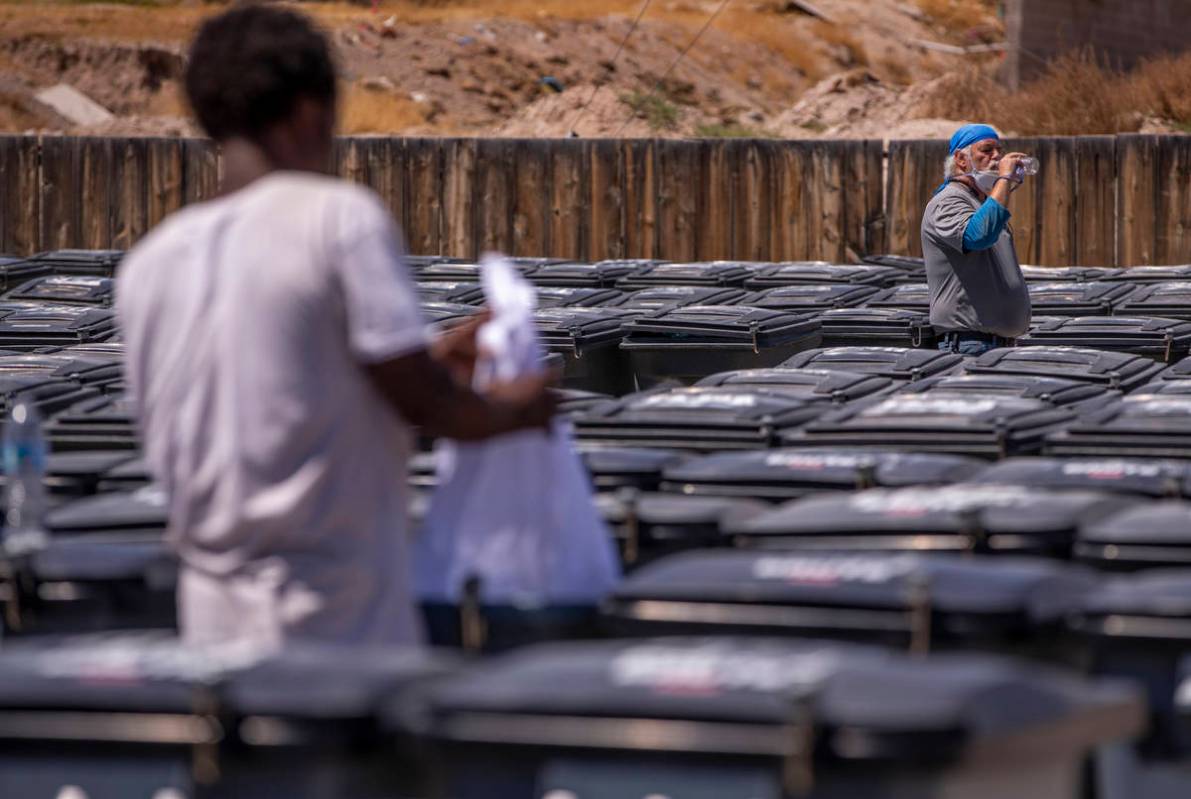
left=609, top=550, right=1099, bottom=639
left=1116, top=282, right=1191, bottom=321
left=15, top=450, right=138, bottom=495
left=661, top=448, right=986, bottom=501
left=46, top=485, right=169, bottom=535
left=1156, top=353, right=1191, bottom=381
left=578, top=446, right=685, bottom=491
left=4, top=275, right=114, bottom=306
left=784, top=392, right=1077, bottom=458
left=573, top=387, right=830, bottom=451
left=405, top=255, right=469, bottom=268
left=534, top=307, right=636, bottom=349
left=978, top=457, right=1191, bottom=498
left=747, top=284, right=880, bottom=312
left=1020, top=265, right=1124, bottom=282
left=419, top=301, right=481, bottom=326
left=596, top=492, right=769, bottom=545
left=615, top=262, right=753, bottom=289
left=47, top=341, right=125, bottom=362
left=621, top=306, right=820, bottom=348
left=1104, top=265, right=1191, bottom=284
left=613, top=286, right=751, bottom=311
left=743, top=263, right=902, bottom=289
left=900, top=373, right=1120, bottom=410
left=0, top=304, right=116, bottom=347
left=964, top=346, right=1166, bottom=392
left=781, top=346, right=962, bottom=381
left=1135, top=379, right=1191, bottom=395
left=415, top=636, right=1141, bottom=762
left=414, top=281, right=486, bottom=305
left=23, top=249, right=123, bottom=276
left=533, top=286, right=624, bottom=308
left=727, top=484, right=1132, bottom=556
left=413, top=262, right=491, bottom=282
left=0, top=632, right=455, bottom=722
left=528, top=262, right=638, bottom=288
left=1021, top=316, right=1191, bottom=362
left=0, top=373, right=99, bottom=417
left=861, top=254, right=925, bottom=271
left=30, top=532, right=176, bottom=583
left=696, top=367, right=894, bottom=404
left=1026, top=281, right=1137, bottom=316
left=554, top=388, right=617, bottom=417
left=1076, top=502, right=1191, bottom=570
left=98, top=455, right=152, bottom=490
left=864, top=283, right=931, bottom=311
left=1045, top=394, right=1191, bottom=459
left=47, top=393, right=139, bottom=449
left=1068, top=570, right=1191, bottom=640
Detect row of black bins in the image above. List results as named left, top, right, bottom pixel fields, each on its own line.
left=0, top=629, right=1153, bottom=799
left=422, top=278, right=1191, bottom=323
left=478, top=301, right=1191, bottom=395
left=562, top=344, right=1191, bottom=457
left=25, top=448, right=1191, bottom=633
left=9, top=248, right=1187, bottom=288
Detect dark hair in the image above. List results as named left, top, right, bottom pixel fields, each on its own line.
left=184, top=4, right=336, bottom=142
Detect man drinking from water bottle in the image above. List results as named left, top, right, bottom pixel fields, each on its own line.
left=922, top=124, right=1034, bottom=357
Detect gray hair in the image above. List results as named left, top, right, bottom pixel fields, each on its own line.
left=943, top=145, right=971, bottom=181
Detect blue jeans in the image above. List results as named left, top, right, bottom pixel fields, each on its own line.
left=938, top=338, right=996, bottom=356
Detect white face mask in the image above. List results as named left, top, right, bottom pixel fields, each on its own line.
left=967, top=169, right=1001, bottom=194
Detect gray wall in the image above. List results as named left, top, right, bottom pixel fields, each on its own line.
left=1005, top=0, right=1191, bottom=88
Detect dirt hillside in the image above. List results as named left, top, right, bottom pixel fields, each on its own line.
left=0, top=0, right=1185, bottom=140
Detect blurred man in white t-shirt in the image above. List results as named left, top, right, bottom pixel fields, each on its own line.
left=117, top=5, right=554, bottom=647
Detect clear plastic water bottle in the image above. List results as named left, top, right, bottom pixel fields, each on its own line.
left=1014, top=157, right=1039, bottom=180
left=2, top=400, right=49, bottom=557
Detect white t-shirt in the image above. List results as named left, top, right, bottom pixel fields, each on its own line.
left=117, top=172, right=429, bottom=647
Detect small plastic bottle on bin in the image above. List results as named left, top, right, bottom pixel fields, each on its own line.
left=1014, top=157, right=1039, bottom=181
left=2, top=400, right=49, bottom=557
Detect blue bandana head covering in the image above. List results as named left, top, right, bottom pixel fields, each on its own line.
left=935, top=124, right=1001, bottom=194
left=949, top=123, right=1000, bottom=155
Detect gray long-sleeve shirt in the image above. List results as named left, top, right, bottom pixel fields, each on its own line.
left=921, top=181, right=1031, bottom=338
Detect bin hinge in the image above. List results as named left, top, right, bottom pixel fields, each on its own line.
left=907, top=572, right=933, bottom=656
left=460, top=574, right=488, bottom=653
left=782, top=713, right=816, bottom=797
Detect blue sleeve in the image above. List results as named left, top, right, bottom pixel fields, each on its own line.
left=962, top=197, right=1010, bottom=252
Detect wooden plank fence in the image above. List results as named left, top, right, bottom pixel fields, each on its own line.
left=0, top=135, right=884, bottom=263
left=2, top=133, right=1189, bottom=265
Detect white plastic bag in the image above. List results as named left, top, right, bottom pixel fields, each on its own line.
left=414, top=254, right=621, bottom=604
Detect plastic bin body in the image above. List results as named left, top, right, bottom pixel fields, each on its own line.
left=660, top=448, right=985, bottom=502
left=605, top=550, right=1098, bottom=666
left=1067, top=572, right=1191, bottom=799
left=0, top=636, right=450, bottom=799
left=595, top=492, right=767, bottom=569
left=413, top=637, right=1144, bottom=799
left=781, top=346, right=963, bottom=381
left=621, top=307, right=822, bottom=388
left=785, top=392, right=1079, bottom=459
left=1045, top=395, right=1191, bottom=460
left=535, top=308, right=637, bottom=395
left=727, top=484, right=1135, bottom=559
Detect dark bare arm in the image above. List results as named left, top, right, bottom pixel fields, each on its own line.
left=364, top=313, right=556, bottom=441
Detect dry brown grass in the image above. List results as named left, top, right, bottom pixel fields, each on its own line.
left=921, top=47, right=1191, bottom=136
left=713, top=9, right=825, bottom=80
left=809, top=20, right=868, bottom=69
left=340, top=81, right=430, bottom=134
left=914, top=0, right=1000, bottom=38
left=1127, top=53, right=1191, bottom=129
